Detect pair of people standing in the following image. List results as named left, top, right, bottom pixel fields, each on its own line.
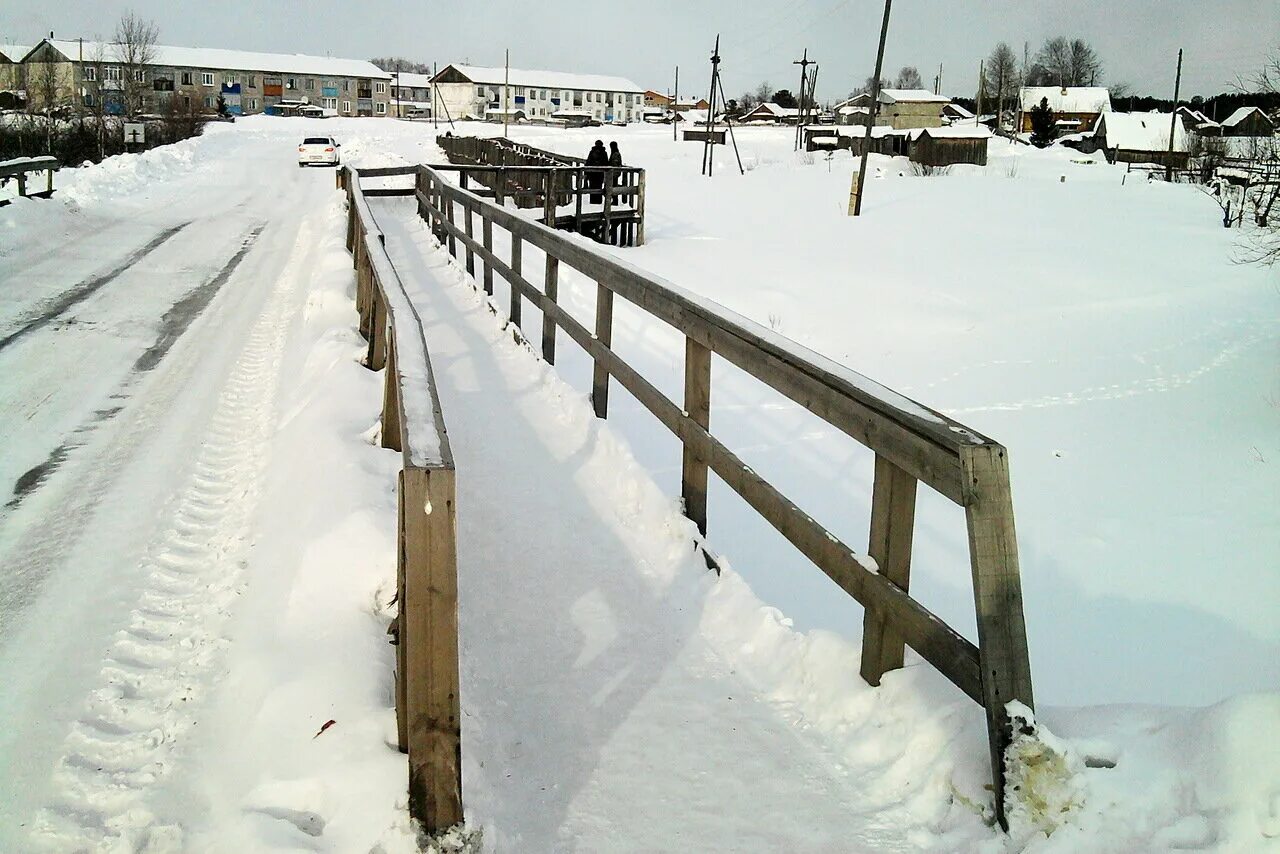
left=585, top=140, right=622, bottom=204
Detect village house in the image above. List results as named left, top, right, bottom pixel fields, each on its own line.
left=941, top=102, right=975, bottom=124
left=16, top=38, right=390, bottom=117
left=1091, top=111, right=1189, bottom=168
left=388, top=71, right=433, bottom=118
left=1018, top=86, right=1111, bottom=134
left=1218, top=106, right=1275, bottom=138
left=739, top=102, right=809, bottom=124
left=832, top=89, right=950, bottom=130
left=430, top=64, right=645, bottom=124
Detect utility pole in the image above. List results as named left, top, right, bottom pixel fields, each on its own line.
left=715, top=71, right=745, bottom=175
left=852, top=0, right=892, bottom=216
left=793, top=48, right=813, bottom=150
left=432, top=62, right=438, bottom=128
left=1166, top=48, right=1182, bottom=182
left=935, top=61, right=942, bottom=95
left=703, top=36, right=721, bottom=176
left=673, top=65, right=679, bottom=141
left=996, top=62, right=1004, bottom=135
left=394, top=70, right=400, bottom=119
left=977, top=59, right=984, bottom=125
left=503, top=48, right=510, bottom=138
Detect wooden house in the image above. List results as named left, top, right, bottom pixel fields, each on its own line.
left=1019, top=86, right=1111, bottom=134
left=833, top=89, right=950, bottom=130
left=1220, top=106, right=1275, bottom=138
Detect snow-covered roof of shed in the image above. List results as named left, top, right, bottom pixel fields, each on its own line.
left=437, top=64, right=643, bottom=94
left=837, top=105, right=869, bottom=115
left=943, top=103, right=975, bottom=118
left=1019, top=86, right=1111, bottom=113
left=1097, top=111, right=1189, bottom=151
left=880, top=88, right=949, bottom=104
left=42, top=39, right=389, bottom=78
left=1, top=44, right=31, bottom=61
left=1222, top=106, right=1271, bottom=128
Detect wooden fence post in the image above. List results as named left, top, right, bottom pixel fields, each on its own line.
left=636, top=170, right=646, bottom=246
left=592, top=283, right=614, bottom=418
left=682, top=338, right=711, bottom=535
left=446, top=197, right=457, bottom=257
left=859, top=454, right=918, bottom=685
left=510, top=236, right=523, bottom=329
left=368, top=282, right=388, bottom=370
left=401, top=466, right=463, bottom=832
left=382, top=337, right=403, bottom=453
left=542, top=255, right=559, bottom=365
left=463, top=201, right=475, bottom=276
left=960, top=443, right=1034, bottom=831
left=543, top=172, right=556, bottom=227
left=602, top=168, right=613, bottom=245
left=482, top=217, right=494, bottom=296
left=395, top=470, right=408, bottom=752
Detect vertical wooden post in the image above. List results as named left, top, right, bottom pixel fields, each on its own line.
left=542, top=255, right=559, bottom=364
left=681, top=338, right=711, bottom=535
left=46, top=167, right=53, bottom=195
left=591, top=283, right=614, bottom=418
left=575, top=167, right=584, bottom=236
left=16, top=173, right=26, bottom=198
left=636, top=170, right=646, bottom=246
left=368, top=283, right=388, bottom=370
left=510, top=236, right=523, bottom=329
left=463, top=201, right=475, bottom=276
left=382, top=336, right=403, bottom=452
left=602, top=167, right=613, bottom=245
left=859, top=454, right=917, bottom=684
left=482, top=217, right=494, bottom=295
left=395, top=470, right=408, bottom=752
left=446, top=197, right=457, bottom=257
left=345, top=178, right=356, bottom=252
left=543, top=171, right=556, bottom=227
left=959, top=443, right=1034, bottom=831
left=401, top=466, right=463, bottom=831
left=496, top=166, right=506, bottom=206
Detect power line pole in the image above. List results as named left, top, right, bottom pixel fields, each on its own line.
left=503, top=48, right=510, bottom=138
left=977, top=59, right=984, bottom=125
left=702, top=35, right=721, bottom=176
left=1166, top=48, right=1182, bottom=182
left=793, top=48, right=813, bottom=150
left=673, top=65, right=679, bottom=141
left=432, top=62, right=438, bottom=129
left=935, top=61, right=942, bottom=95
left=716, top=70, right=745, bottom=175
left=852, top=0, right=892, bottom=216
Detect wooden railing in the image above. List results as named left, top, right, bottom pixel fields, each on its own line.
left=436, top=135, right=646, bottom=247
left=343, top=162, right=1036, bottom=830
left=0, top=155, right=59, bottom=203
left=340, top=167, right=462, bottom=832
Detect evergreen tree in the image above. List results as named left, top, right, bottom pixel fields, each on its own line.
left=1029, top=97, right=1055, bottom=146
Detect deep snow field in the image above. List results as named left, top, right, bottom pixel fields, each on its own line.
left=0, top=115, right=1276, bottom=852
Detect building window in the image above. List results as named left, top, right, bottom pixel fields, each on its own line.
left=376, top=101, right=386, bottom=114
left=105, top=66, right=122, bottom=81
left=287, top=77, right=296, bottom=89
left=306, top=78, right=315, bottom=89
left=84, top=92, right=96, bottom=106
left=84, top=66, right=97, bottom=81
left=247, top=74, right=255, bottom=87
left=476, top=86, right=484, bottom=96
left=342, top=100, right=351, bottom=113
left=201, top=71, right=214, bottom=86
left=247, top=98, right=258, bottom=110
left=204, top=95, right=213, bottom=107
left=132, top=68, right=144, bottom=82
left=375, top=81, right=386, bottom=94
left=181, top=71, right=192, bottom=85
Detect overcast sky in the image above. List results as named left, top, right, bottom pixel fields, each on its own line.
left=2, top=0, right=1274, bottom=101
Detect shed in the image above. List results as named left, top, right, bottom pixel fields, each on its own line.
left=1220, top=106, right=1275, bottom=138
left=908, top=126, right=991, bottom=166
left=1092, top=111, right=1190, bottom=168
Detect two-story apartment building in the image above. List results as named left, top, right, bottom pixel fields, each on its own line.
left=389, top=71, right=433, bottom=118
left=19, top=38, right=391, bottom=117
left=431, top=64, right=645, bottom=124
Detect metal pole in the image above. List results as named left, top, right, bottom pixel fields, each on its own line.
left=853, top=0, right=892, bottom=216
left=1166, top=48, right=1182, bottom=182
left=504, top=49, right=510, bottom=138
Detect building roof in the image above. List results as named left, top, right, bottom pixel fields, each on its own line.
left=1096, top=111, right=1189, bottom=151
left=1019, top=86, right=1111, bottom=114
left=911, top=125, right=992, bottom=140
left=39, top=38, right=389, bottom=78
left=390, top=71, right=433, bottom=88
left=1, top=43, right=30, bottom=62
left=435, top=63, right=643, bottom=94
left=742, top=102, right=808, bottom=118
left=1222, top=106, right=1271, bottom=128
left=837, top=105, right=870, bottom=115
left=879, top=88, right=949, bottom=104
left=942, top=103, right=975, bottom=118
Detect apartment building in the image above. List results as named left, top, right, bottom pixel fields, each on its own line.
left=431, top=64, right=645, bottom=124
left=19, top=38, right=391, bottom=117
left=389, top=71, right=433, bottom=118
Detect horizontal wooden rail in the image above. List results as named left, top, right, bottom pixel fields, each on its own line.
left=0, top=155, right=60, bottom=201
left=364, top=161, right=1034, bottom=830
left=340, top=167, right=461, bottom=833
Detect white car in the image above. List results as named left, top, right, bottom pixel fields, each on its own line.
left=297, top=136, right=341, bottom=167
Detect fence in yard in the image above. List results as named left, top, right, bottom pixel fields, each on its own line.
left=339, top=161, right=1036, bottom=831
left=436, top=135, right=645, bottom=247
left=340, top=167, right=462, bottom=831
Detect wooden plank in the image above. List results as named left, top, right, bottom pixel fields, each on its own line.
left=363, top=187, right=415, bottom=197
left=510, top=236, right=523, bottom=330
left=859, top=454, right=918, bottom=685
left=636, top=170, right=646, bottom=246
left=463, top=200, right=475, bottom=276
left=592, top=283, right=613, bottom=418
left=482, top=217, right=494, bottom=296
left=960, top=443, right=1034, bottom=831
left=356, top=164, right=420, bottom=177
left=401, top=466, right=463, bottom=831
left=682, top=338, right=711, bottom=535
left=368, top=281, right=388, bottom=370
left=382, top=332, right=403, bottom=452
left=394, top=469, right=408, bottom=752
left=542, top=255, right=558, bottom=365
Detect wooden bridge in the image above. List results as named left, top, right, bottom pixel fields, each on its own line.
left=338, top=161, right=1035, bottom=835
left=435, top=135, right=645, bottom=247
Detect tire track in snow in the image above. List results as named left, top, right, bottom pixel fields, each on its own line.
left=2, top=226, right=267, bottom=513
left=0, top=222, right=192, bottom=353
left=24, top=219, right=310, bottom=853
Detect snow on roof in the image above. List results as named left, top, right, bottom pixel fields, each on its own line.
left=879, top=88, right=949, bottom=104
left=1222, top=106, right=1271, bottom=128
left=943, top=103, right=975, bottom=118
left=550, top=109, right=595, bottom=117
left=1097, top=111, right=1189, bottom=151
left=1, top=44, right=31, bottom=61
left=837, top=105, right=869, bottom=115
left=390, top=71, right=433, bottom=88
left=438, top=63, right=643, bottom=94
left=42, top=39, right=389, bottom=79
left=1020, top=86, right=1111, bottom=114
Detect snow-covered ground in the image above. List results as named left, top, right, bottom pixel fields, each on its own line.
left=0, top=116, right=1276, bottom=852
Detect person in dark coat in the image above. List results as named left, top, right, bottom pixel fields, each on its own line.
left=585, top=139, right=608, bottom=204
left=608, top=141, right=623, bottom=167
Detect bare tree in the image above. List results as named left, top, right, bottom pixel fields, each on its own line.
left=852, top=75, right=889, bottom=97
left=114, top=11, right=159, bottom=116
left=754, top=81, right=775, bottom=105
left=84, top=40, right=111, bottom=159
left=371, top=56, right=431, bottom=74
left=987, top=42, right=1018, bottom=124
left=1240, top=46, right=1280, bottom=263
left=893, top=66, right=923, bottom=90
left=1068, top=39, right=1102, bottom=86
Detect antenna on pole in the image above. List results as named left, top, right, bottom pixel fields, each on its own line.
left=702, top=35, right=721, bottom=176
left=793, top=48, right=814, bottom=150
